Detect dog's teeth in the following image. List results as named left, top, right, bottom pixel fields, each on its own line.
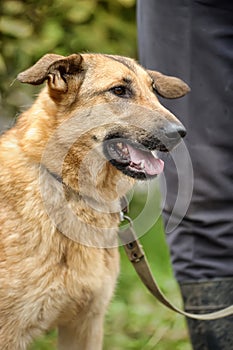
left=122, top=146, right=129, bottom=155
left=115, top=142, right=129, bottom=157
left=140, top=160, right=145, bottom=169
left=151, top=150, right=158, bottom=158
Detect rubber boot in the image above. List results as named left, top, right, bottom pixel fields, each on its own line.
left=180, top=278, right=233, bottom=350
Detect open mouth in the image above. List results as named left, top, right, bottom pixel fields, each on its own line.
left=104, top=139, right=164, bottom=179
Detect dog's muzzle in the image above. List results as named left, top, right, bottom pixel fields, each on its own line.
left=140, top=122, right=186, bottom=152
left=103, top=122, right=186, bottom=179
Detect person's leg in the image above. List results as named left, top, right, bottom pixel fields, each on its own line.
left=180, top=279, right=233, bottom=350
left=137, top=1, right=233, bottom=348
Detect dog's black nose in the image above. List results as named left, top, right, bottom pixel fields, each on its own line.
left=139, top=122, right=187, bottom=152
left=155, top=122, right=187, bottom=151
left=165, top=124, right=186, bottom=139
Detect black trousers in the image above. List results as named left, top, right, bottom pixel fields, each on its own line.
left=137, top=0, right=233, bottom=282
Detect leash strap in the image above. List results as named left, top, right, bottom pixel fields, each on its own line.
left=119, top=214, right=233, bottom=320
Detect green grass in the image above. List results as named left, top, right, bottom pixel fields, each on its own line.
left=30, top=182, right=191, bottom=350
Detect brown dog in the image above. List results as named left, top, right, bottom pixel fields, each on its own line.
left=0, top=53, right=189, bottom=349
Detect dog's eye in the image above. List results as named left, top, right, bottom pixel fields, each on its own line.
left=110, top=86, right=128, bottom=97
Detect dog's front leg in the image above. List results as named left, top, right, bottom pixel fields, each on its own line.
left=58, top=314, right=104, bottom=350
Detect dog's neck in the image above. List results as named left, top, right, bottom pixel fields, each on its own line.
left=43, top=165, right=121, bottom=209
left=45, top=167, right=64, bottom=184
left=40, top=165, right=123, bottom=248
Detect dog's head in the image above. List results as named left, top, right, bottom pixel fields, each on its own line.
left=17, top=53, right=189, bottom=197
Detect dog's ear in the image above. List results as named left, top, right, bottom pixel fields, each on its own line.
left=148, top=70, right=190, bottom=98
left=17, top=53, right=83, bottom=92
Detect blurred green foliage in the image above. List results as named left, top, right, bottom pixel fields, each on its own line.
left=0, top=0, right=136, bottom=121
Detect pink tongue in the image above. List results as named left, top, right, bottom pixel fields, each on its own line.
left=127, top=145, right=164, bottom=175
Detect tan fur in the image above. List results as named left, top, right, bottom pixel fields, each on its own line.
left=0, top=53, right=189, bottom=350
